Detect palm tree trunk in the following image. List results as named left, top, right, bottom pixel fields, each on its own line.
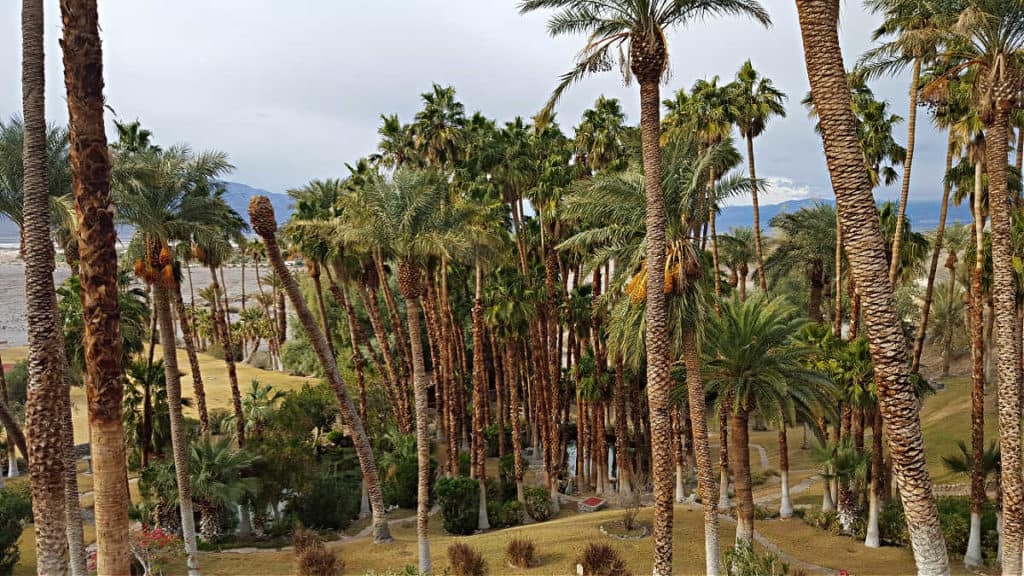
left=719, top=400, right=731, bottom=509
left=793, top=2, right=949, bottom=572
left=276, top=287, right=287, bottom=345
left=779, top=420, right=793, bottom=518
left=405, top=290, right=433, bottom=574
left=682, top=328, right=720, bottom=575
left=942, top=263, right=956, bottom=377
left=173, top=282, right=209, bottom=437
left=710, top=170, right=722, bottom=299
left=311, top=265, right=335, bottom=358
left=967, top=178, right=986, bottom=568
left=209, top=263, right=245, bottom=447
left=866, top=410, right=883, bottom=548
left=983, top=106, right=1023, bottom=575
left=154, top=284, right=201, bottom=575
left=506, top=344, right=532, bottom=522
left=61, top=385, right=87, bottom=576
left=673, top=405, right=687, bottom=502
left=251, top=208, right=392, bottom=544
left=835, top=212, right=843, bottom=337
left=887, top=58, right=921, bottom=284
left=638, top=76, right=675, bottom=576
left=731, top=404, right=754, bottom=545
left=912, top=129, right=955, bottom=372
left=356, top=281, right=408, bottom=431
left=747, top=134, right=768, bottom=292
left=23, top=0, right=71, bottom=569
left=470, top=263, right=490, bottom=531
left=614, top=355, right=633, bottom=495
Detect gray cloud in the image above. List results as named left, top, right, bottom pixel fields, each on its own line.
left=0, top=0, right=948, bottom=202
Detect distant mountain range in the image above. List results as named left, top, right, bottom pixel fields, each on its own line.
left=715, top=198, right=973, bottom=234
left=0, top=184, right=972, bottom=246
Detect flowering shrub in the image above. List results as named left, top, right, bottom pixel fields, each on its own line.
left=131, top=526, right=185, bottom=576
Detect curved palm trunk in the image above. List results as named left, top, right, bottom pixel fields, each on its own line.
left=638, top=77, right=675, bottom=576
left=911, top=129, right=955, bottom=372
left=682, top=328, right=720, bottom=575
left=251, top=203, right=393, bottom=544
left=835, top=213, right=843, bottom=337
left=310, top=265, right=335, bottom=358
left=793, top=2, right=949, bottom=572
left=887, top=58, right=921, bottom=285
left=356, top=281, right=409, bottom=432
left=172, top=282, right=209, bottom=437
left=747, top=135, right=768, bottom=292
left=983, top=106, right=1023, bottom=576
left=154, top=285, right=201, bottom=575
left=209, top=264, right=245, bottom=446
left=275, top=288, right=287, bottom=345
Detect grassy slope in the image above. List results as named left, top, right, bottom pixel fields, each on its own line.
left=9, top=349, right=991, bottom=575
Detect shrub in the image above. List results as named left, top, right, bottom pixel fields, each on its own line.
left=288, top=476, right=360, bottom=531
left=524, top=487, right=553, bottom=522
left=434, top=476, right=480, bottom=535
left=497, top=453, right=517, bottom=502
left=487, top=499, right=523, bottom=529
left=281, top=340, right=323, bottom=376
left=458, top=451, right=471, bottom=477
left=3, top=360, right=28, bottom=404
left=484, top=424, right=511, bottom=458
left=577, top=543, right=630, bottom=576
left=877, top=501, right=909, bottom=546
left=0, top=487, right=33, bottom=574
left=802, top=509, right=840, bottom=534
left=506, top=538, right=537, bottom=568
left=384, top=456, right=437, bottom=509
left=751, top=470, right=768, bottom=486
left=724, top=543, right=790, bottom=576
left=293, top=529, right=344, bottom=576
left=447, top=542, right=487, bottom=576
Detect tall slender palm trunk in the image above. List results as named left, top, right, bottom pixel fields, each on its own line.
left=911, top=129, right=955, bottom=372
left=250, top=197, right=393, bottom=544
left=23, top=0, right=70, bottom=571
left=172, top=282, right=209, bottom=436
left=835, top=212, right=843, bottom=337
left=470, top=264, right=490, bottom=530
left=866, top=410, right=883, bottom=548
left=614, top=355, right=633, bottom=495
left=154, top=284, right=201, bottom=575
left=747, top=135, right=768, bottom=292
left=793, top=1, right=949, bottom=572
left=887, top=58, right=921, bottom=285
left=61, top=386, right=86, bottom=576
left=638, top=73, right=675, bottom=576
left=731, top=405, right=754, bottom=544
left=778, top=419, right=793, bottom=518
left=682, top=328, right=720, bottom=575
left=209, top=263, right=245, bottom=446
left=983, top=105, right=1023, bottom=576
left=966, top=178, right=986, bottom=567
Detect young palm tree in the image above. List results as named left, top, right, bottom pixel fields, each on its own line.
left=189, top=437, right=260, bottom=542
left=520, top=2, right=772, bottom=571
left=249, top=196, right=394, bottom=546
left=729, top=60, right=786, bottom=291
left=719, top=227, right=757, bottom=301
left=765, top=203, right=837, bottom=322
left=941, top=4, right=1024, bottom=569
left=793, top=0, right=948, bottom=572
left=703, top=296, right=830, bottom=544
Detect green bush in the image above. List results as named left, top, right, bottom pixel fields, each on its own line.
left=434, top=476, right=480, bottom=535
left=487, top=499, right=523, bottom=529
left=281, top=340, right=323, bottom=377
left=524, top=487, right=552, bottom=522
left=934, top=497, right=998, bottom=558
left=3, top=361, right=27, bottom=405
left=458, top=452, right=471, bottom=477
left=724, top=543, right=789, bottom=576
left=802, top=509, right=840, bottom=534
left=877, top=500, right=909, bottom=546
left=0, top=486, right=33, bottom=574
left=484, top=424, right=511, bottom=458
left=497, top=453, right=517, bottom=503
left=287, top=476, right=360, bottom=531
left=384, top=456, right=437, bottom=509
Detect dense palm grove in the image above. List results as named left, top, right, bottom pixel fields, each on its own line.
left=3, top=0, right=1024, bottom=575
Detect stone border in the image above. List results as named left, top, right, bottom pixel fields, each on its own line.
left=599, top=521, right=649, bottom=540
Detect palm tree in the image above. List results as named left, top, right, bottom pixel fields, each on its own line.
left=22, top=2, right=77, bottom=572
left=241, top=380, right=286, bottom=440
left=765, top=203, right=837, bottom=323
left=860, top=0, right=946, bottom=285
left=941, top=4, right=1024, bottom=569
left=729, top=60, right=786, bottom=291
left=792, top=0, right=949, bottom=572
left=519, top=4, right=772, bottom=569
left=574, top=96, right=629, bottom=174
left=189, top=437, right=260, bottom=542
left=337, top=169, right=470, bottom=573
left=719, top=227, right=756, bottom=301
left=703, top=295, right=830, bottom=544
left=249, top=196, right=393, bottom=546
left=944, top=440, right=1001, bottom=565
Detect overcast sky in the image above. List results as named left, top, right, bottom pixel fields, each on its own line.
left=1, top=1, right=949, bottom=205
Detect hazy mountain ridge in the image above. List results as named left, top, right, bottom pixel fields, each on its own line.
left=715, top=198, right=973, bottom=234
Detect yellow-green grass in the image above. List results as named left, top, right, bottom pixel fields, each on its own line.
left=0, top=344, right=320, bottom=444
left=920, top=375, right=998, bottom=484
